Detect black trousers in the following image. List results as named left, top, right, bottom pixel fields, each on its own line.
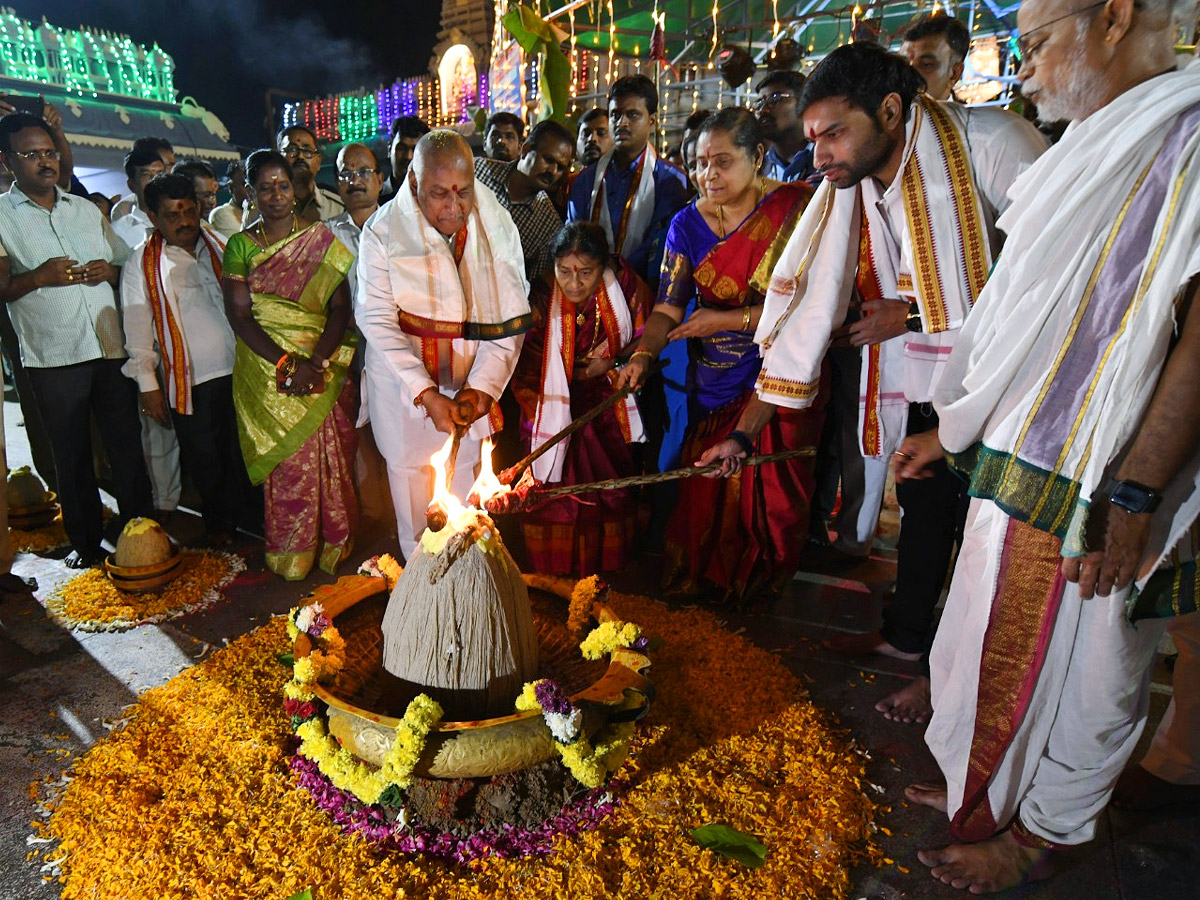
left=880, top=402, right=970, bottom=657
left=26, top=359, right=153, bottom=555
left=170, top=375, right=260, bottom=533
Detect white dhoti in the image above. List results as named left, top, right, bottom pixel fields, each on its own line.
left=139, top=410, right=181, bottom=511
left=927, top=498, right=1167, bottom=847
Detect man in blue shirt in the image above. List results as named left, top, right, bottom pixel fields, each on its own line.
left=755, top=70, right=818, bottom=185
left=567, top=75, right=687, bottom=290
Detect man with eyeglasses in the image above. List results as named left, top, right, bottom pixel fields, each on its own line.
left=0, top=113, right=153, bottom=569
left=754, top=70, right=818, bottom=185
left=276, top=125, right=344, bottom=226
left=885, top=0, right=1200, bottom=891
left=172, top=159, right=220, bottom=220
left=325, top=143, right=383, bottom=299
left=475, top=119, right=573, bottom=280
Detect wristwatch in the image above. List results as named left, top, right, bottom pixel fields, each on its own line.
left=1102, top=477, right=1163, bottom=514
left=905, top=301, right=923, bottom=333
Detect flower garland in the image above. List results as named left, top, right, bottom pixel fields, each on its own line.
left=284, top=600, right=442, bottom=806
left=579, top=619, right=644, bottom=660
left=33, top=590, right=884, bottom=898
left=567, top=575, right=605, bottom=635
left=357, top=553, right=403, bottom=592
left=42, top=550, right=245, bottom=632
left=516, top=679, right=636, bottom=789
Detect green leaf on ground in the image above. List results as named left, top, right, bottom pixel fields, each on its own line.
left=277, top=652, right=295, bottom=667
left=690, top=823, right=768, bottom=868
left=284, top=890, right=313, bottom=900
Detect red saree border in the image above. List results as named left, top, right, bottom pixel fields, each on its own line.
left=951, top=514, right=1066, bottom=842
left=854, top=207, right=885, bottom=456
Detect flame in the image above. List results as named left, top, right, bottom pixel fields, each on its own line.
left=429, top=435, right=468, bottom=521
left=429, top=435, right=512, bottom=526
left=468, top=438, right=512, bottom=508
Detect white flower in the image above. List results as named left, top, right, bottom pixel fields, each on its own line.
left=544, top=708, right=583, bottom=744
left=294, top=601, right=324, bottom=635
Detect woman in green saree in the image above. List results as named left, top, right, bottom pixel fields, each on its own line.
left=221, top=149, right=358, bottom=580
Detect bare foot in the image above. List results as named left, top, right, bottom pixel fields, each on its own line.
left=1112, top=764, right=1200, bottom=812
left=64, top=549, right=102, bottom=570
left=905, top=780, right=948, bottom=813
left=918, top=830, right=1054, bottom=894
left=822, top=630, right=922, bottom=661
left=876, top=675, right=932, bottom=723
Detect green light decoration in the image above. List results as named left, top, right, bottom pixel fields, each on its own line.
left=0, top=12, right=176, bottom=103
left=338, top=93, right=379, bottom=144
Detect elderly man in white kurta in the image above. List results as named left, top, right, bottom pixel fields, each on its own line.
left=890, top=0, right=1200, bottom=892
left=356, top=131, right=530, bottom=558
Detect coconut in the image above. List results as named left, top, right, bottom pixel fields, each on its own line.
left=7, top=466, right=47, bottom=508
left=114, top=517, right=174, bottom=568
left=381, top=510, right=538, bottom=720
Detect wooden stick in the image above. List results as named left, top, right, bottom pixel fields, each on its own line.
left=498, top=359, right=665, bottom=485
left=485, top=447, right=817, bottom=513
left=445, top=424, right=465, bottom=491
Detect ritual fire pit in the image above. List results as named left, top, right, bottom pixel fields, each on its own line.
left=285, top=437, right=652, bottom=855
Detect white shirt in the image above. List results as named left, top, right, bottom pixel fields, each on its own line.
left=324, top=210, right=369, bottom=298
left=873, top=105, right=1047, bottom=403
left=0, top=186, right=129, bottom=367
left=120, top=229, right=235, bottom=397
left=112, top=202, right=154, bottom=253
left=208, top=200, right=244, bottom=238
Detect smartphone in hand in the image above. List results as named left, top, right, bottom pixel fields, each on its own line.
left=5, top=94, right=45, bottom=119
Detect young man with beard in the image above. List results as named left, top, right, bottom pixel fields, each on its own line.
left=575, top=108, right=612, bottom=170
left=700, top=43, right=1045, bottom=725
left=754, top=70, right=818, bottom=184
left=474, top=120, right=573, bottom=280
left=0, top=113, right=153, bottom=568
left=121, top=173, right=255, bottom=545
left=276, top=125, right=343, bottom=225
left=886, top=0, right=1200, bottom=890
left=483, top=112, right=525, bottom=163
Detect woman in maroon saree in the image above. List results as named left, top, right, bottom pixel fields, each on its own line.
left=618, top=108, right=823, bottom=602
left=511, top=222, right=651, bottom=575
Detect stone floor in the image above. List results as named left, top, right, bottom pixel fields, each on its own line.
left=1, top=396, right=1196, bottom=899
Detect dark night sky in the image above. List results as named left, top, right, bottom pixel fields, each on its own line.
left=10, top=0, right=444, bottom=147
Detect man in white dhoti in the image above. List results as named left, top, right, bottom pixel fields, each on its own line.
left=700, top=42, right=1044, bottom=720
left=890, top=0, right=1200, bottom=890
left=356, top=131, right=530, bottom=559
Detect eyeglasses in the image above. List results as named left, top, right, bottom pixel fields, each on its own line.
left=282, top=146, right=319, bottom=160
left=337, top=167, right=377, bottom=182
left=1015, top=1, right=1107, bottom=63
left=10, top=148, right=61, bottom=161
left=754, top=91, right=795, bottom=109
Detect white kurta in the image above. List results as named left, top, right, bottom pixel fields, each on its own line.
left=355, top=184, right=529, bottom=557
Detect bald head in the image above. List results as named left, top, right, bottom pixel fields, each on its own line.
left=1017, top=0, right=1187, bottom=123
left=409, top=130, right=476, bottom=236
left=411, top=130, right=473, bottom=178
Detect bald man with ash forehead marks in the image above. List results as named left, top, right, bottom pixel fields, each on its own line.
left=355, top=129, right=532, bottom=557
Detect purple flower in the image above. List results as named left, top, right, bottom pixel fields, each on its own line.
left=533, top=679, right=575, bottom=718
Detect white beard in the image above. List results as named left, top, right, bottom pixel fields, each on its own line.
left=1028, top=21, right=1110, bottom=124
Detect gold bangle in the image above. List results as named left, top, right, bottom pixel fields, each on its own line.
left=741, top=306, right=752, bottom=331
left=631, top=348, right=655, bottom=361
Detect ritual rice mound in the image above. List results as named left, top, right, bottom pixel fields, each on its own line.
left=32, top=586, right=883, bottom=899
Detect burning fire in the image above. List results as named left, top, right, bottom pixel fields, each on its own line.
left=426, top=435, right=512, bottom=532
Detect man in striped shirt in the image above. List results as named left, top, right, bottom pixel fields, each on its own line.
left=0, top=113, right=152, bottom=568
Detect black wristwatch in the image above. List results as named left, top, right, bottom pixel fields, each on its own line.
left=905, top=301, right=923, bottom=333
left=1102, top=477, right=1163, bottom=514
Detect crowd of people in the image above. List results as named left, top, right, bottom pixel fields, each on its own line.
left=0, top=2, right=1197, bottom=893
